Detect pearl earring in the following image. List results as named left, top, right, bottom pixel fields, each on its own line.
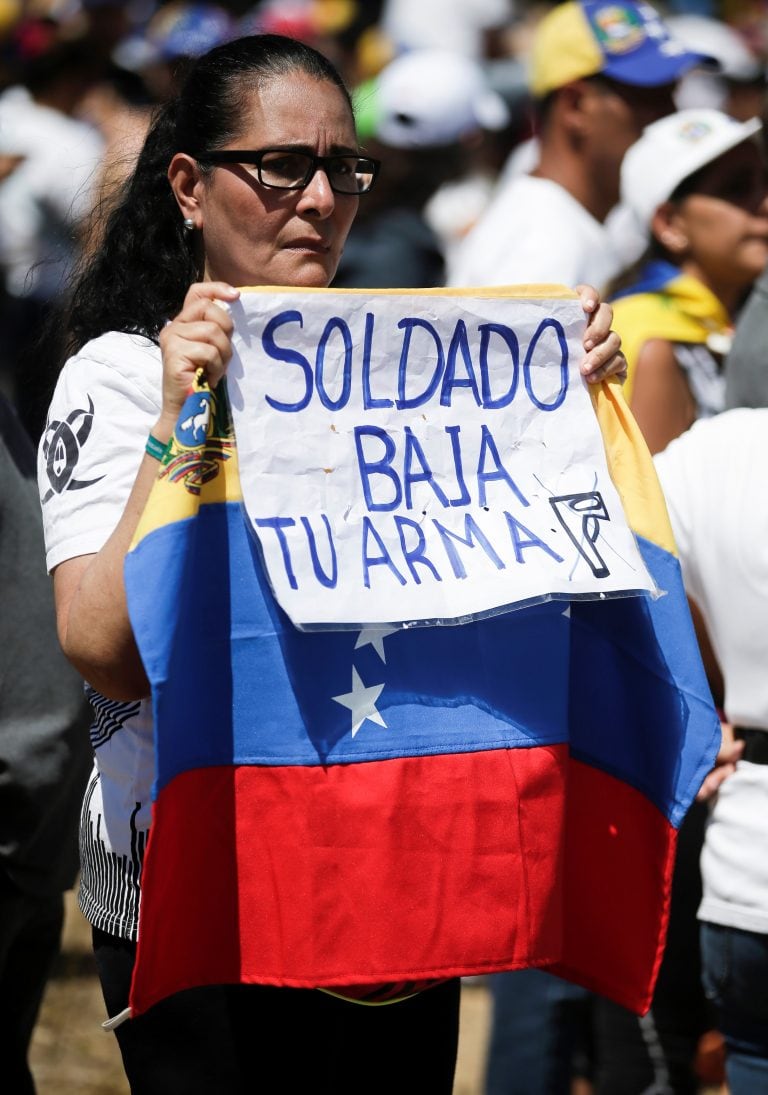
left=183, top=218, right=195, bottom=232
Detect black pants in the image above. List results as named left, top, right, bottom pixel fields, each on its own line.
left=0, top=876, right=64, bottom=1095
left=93, top=928, right=461, bottom=1094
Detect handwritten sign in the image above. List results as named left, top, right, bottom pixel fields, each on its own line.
left=227, top=287, right=655, bottom=629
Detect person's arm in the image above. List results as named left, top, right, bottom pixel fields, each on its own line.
left=629, top=338, right=695, bottom=453
left=52, top=455, right=172, bottom=699
left=687, top=596, right=743, bottom=802
left=52, top=282, right=239, bottom=701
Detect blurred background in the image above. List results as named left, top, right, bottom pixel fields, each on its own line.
left=4, top=0, right=768, bottom=444
left=6, top=1, right=768, bottom=1091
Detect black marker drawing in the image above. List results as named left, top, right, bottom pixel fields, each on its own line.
left=549, top=492, right=610, bottom=578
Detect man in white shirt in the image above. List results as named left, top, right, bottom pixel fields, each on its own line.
left=654, top=409, right=768, bottom=1094
left=448, top=0, right=706, bottom=292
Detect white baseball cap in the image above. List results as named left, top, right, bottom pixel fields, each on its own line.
left=367, top=49, right=510, bottom=149
left=665, top=15, right=762, bottom=82
left=621, top=108, right=763, bottom=226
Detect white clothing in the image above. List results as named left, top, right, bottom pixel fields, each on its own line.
left=424, top=172, right=496, bottom=270
left=498, top=136, right=539, bottom=184
left=38, top=331, right=161, bottom=938
left=673, top=343, right=725, bottom=422
left=381, top=0, right=512, bottom=58
left=447, top=174, right=623, bottom=292
left=0, top=87, right=104, bottom=300
left=494, top=138, right=648, bottom=275
left=604, top=201, right=648, bottom=273
left=654, top=408, right=768, bottom=934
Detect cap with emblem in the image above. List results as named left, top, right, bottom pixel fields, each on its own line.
left=621, top=107, right=763, bottom=226
left=529, top=0, right=712, bottom=98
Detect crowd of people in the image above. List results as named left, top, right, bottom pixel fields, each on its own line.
left=2, top=0, right=768, bottom=1091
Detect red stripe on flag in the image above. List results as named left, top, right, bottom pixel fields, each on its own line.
left=129, top=748, right=675, bottom=1016
left=545, top=758, right=676, bottom=1014
left=130, top=746, right=567, bottom=1015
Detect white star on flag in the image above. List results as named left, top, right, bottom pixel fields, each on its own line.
left=332, top=667, right=387, bottom=738
left=354, top=625, right=399, bottom=663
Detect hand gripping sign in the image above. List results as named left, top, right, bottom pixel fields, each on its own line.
left=227, top=285, right=655, bottom=629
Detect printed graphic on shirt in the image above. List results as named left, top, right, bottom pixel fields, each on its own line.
left=86, top=685, right=142, bottom=749
left=78, top=771, right=145, bottom=940
left=40, top=396, right=105, bottom=503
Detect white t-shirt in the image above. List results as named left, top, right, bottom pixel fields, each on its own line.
left=446, top=174, right=623, bottom=292
left=654, top=408, right=768, bottom=934
left=38, top=331, right=162, bottom=939
left=381, top=0, right=512, bottom=57
left=0, top=87, right=104, bottom=300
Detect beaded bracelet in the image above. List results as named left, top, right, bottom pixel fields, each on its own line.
left=145, top=433, right=169, bottom=462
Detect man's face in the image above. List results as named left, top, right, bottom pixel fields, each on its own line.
left=584, top=76, right=676, bottom=156
left=580, top=76, right=677, bottom=206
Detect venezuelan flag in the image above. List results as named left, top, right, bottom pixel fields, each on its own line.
left=124, top=313, right=719, bottom=1019
left=611, top=259, right=731, bottom=401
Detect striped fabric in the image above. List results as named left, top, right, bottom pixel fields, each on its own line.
left=78, top=770, right=145, bottom=941
left=85, top=686, right=141, bottom=749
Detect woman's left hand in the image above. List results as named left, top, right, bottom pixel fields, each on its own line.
left=575, top=284, right=627, bottom=385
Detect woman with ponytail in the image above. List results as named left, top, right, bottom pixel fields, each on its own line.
left=37, top=33, right=624, bottom=1093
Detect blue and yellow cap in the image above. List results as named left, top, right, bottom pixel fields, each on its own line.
left=529, top=1, right=710, bottom=98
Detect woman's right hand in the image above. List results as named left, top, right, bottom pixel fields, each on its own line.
left=156, top=281, right=240, bottom=436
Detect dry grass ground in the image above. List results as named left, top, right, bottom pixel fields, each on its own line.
left=29, top=893, right=491, bottom=1094
left=29, top=894, right=726, bottom=1095
left=29, top=893, right=127, bottom=1095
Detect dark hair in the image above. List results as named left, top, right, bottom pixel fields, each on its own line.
left=66, top=35, right=353, bottom=353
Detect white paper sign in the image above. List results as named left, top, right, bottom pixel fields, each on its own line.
left=227, top=287, right=655, bottom=629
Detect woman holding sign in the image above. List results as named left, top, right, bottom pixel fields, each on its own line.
left=39, top=33, right=626, bottom=1093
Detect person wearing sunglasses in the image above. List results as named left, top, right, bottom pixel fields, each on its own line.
left=37, top=33, right=624, bottom=1094
left=612, top=109, right=768, bottom=456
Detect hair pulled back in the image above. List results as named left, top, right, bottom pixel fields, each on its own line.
left=66, top=35, right=352, bottom=352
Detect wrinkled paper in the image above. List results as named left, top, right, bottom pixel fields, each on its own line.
left=227, top=287, right=655, bottom=629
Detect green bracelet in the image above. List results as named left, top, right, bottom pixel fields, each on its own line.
left=145, top=433, right=169, bottom=462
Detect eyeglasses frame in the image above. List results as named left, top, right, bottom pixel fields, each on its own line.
left=192, top=147, right=381, bottom=195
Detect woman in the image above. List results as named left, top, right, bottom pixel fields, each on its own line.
left=38, top=34, right=624, bottom=1093
left=611, top=107, right=768, bottom=454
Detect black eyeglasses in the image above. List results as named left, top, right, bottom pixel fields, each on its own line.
left=194, top=148, right=380, bottom=195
